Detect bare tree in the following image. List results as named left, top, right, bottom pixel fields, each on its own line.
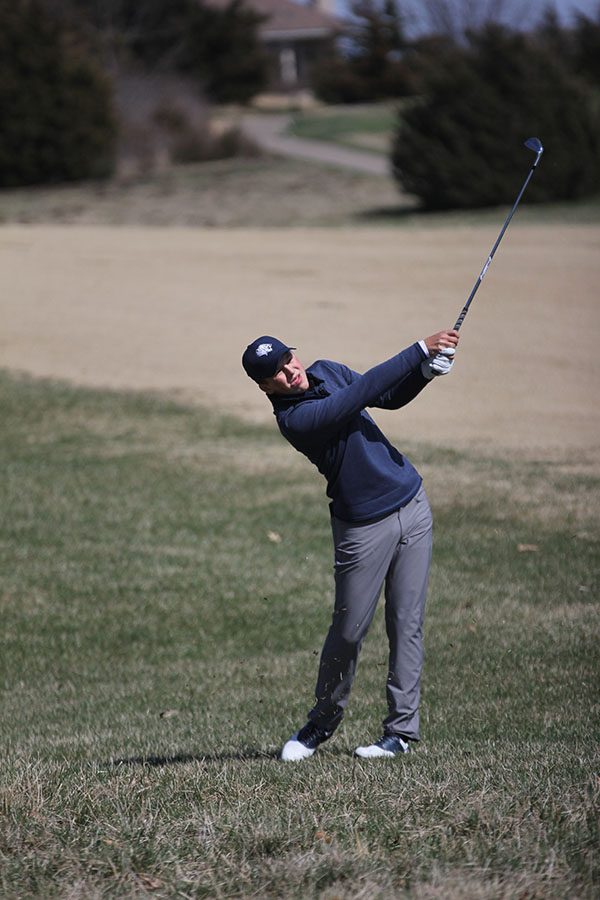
left=403, top=0, right=539, bottom=40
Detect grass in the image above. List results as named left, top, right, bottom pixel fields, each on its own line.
left=0, top=370, right=598, bottom=897
left=2, top=155, right=599, bottom=228
left=287, top=103, right=400, bottom=155
left=0, top=157, right=398, bottom=228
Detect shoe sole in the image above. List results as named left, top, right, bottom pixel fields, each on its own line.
left=354, top=744, right=410, bottom=758
left=354, top=747, right=395, bottom=758
left=280, top=734, right=317, bottom=761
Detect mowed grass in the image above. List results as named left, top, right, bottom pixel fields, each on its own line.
left=1, top=371, right=598, bottom=898
left=287, top=104, right=400, bottom=154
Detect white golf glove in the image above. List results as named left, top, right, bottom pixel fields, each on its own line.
left=421, top=346, right=456, bottom=380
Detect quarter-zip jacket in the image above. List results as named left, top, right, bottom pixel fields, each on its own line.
left=270, top=342, right=429, bottom=523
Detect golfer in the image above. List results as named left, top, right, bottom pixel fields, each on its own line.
left=242, top=330, right=459, bottom=760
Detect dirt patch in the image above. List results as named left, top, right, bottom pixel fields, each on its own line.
left=1, top=223, right=599, bottom=461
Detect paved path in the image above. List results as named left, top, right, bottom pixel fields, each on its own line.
left=242, top=113, right=389, bottom=176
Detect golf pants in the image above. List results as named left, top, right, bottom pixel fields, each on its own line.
left=309, top=486, right=433, bottom=741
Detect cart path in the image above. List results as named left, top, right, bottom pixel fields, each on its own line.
left=242, top=113, right=389, bottom=176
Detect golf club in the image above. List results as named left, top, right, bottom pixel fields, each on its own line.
left=453, top=137, right=544, bottom=332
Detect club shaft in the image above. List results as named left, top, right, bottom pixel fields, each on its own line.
left=453, top=153, right=542, bottom=332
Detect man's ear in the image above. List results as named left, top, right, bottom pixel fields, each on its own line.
left=258, top=380, right=272, bottom=395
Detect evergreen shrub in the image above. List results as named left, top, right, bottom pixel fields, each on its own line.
left=0, top=0, right=115, bottom=187
left=312, top=59, right=371, bottom=104
left=391, top=26, right=600, bottom=209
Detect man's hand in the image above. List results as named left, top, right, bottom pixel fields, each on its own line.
left=421, top=346, right=456, bottom=380
left=423, top=330, right=460, bottom=355
left=420, top=329, right=459, bottom=380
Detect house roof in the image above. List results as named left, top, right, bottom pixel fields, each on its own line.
left=207, top=0, right=340, bottom=41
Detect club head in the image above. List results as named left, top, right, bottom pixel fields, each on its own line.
left=525, top=137, right=544, bottom=155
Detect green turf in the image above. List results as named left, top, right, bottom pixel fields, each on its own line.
left=1, top=371, right=598, bottom=898
left=287, top=103, right=400, bottom=154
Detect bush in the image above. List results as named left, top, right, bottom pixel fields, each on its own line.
left=313, top=58, right=371, bottom=104
left=152, top=108, right=256, bottom=164
left=535, top=8, right=600, bottom=90
left=313, top=54, right=415, bottom=104
left=391, top=26, right=600, bottom=209
left=0, top=0, right=116, bottom=187
left=112, top=72, right=258, bottom=178
left=572, top=10, right=600, bottom=88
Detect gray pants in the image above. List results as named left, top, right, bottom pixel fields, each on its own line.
left=309, top=486, right=433, bottom=741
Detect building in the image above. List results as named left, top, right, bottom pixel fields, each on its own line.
left=209, top=0, right=341, bottom=94
left=255, top=0, right=341, bottom=92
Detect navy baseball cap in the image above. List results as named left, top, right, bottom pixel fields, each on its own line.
left=242, top=336, right=296, bottom=382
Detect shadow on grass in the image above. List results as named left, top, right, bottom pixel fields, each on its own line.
left=353, top=203, right=497, bottom=225
left=355, top=204, right=420, bottom=223
left=352, top=203, right=493, bottom=226
left=107, top=745, right=353, bottom=768
left=108, top=749, right=278, bottom=767
left=355, top=197, right=600, bottom=226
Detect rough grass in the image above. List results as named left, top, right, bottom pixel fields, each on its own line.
left=0, top=371, right=598, bottom=898
left=0, top=158, right=399, bottom=228
left=1, top=155, right=599, bottom=228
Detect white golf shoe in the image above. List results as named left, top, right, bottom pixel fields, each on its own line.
left=280, top=721, right=333, bottom=761
left=354, top=734, right=411, bottom=758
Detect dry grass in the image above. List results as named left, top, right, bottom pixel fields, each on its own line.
left=0, top=157, right=401, bottom=228
left=1, top=371, right=598, bottom=898
left=1, top=154, right=598, bottom=229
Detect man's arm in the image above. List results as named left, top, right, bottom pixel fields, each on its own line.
left=372, top=367, right=430, bottom=410
left=340, top=350, right=430, bottom=412
left=364, top=328, right=460, bottom=410
left=280, top=343, right=425, bottom=442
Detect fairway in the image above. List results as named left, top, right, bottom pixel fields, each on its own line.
left=1, top=223, right=599, bottom=457
left=1, top=221, right=599, bottom=898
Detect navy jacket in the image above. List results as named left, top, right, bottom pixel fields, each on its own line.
left=270, top=342, right=429, bottom=523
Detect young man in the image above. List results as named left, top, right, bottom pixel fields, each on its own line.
left=242, top=330, right=459, bottom=760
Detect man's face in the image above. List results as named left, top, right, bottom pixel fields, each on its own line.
left=259, top=351, right=309, bottom=396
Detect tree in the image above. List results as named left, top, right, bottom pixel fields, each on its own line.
left=535, top=4, right=573, bottom=61
left=184, top=0, right=268, bottom=104
left=391, top=25, right=600, bottom=209
left=0, top=0, right=116, bottom=187
left=349, top=0, right=405, bottom=76
left=55, top=0, right=268, bottom=103
left=314, top=0, right=414, bottom=102
left=535, top=5, right=600, bottom=90
left=406, top=0, right=537, bottom=42
left=572, top=8, right=600, bottom=87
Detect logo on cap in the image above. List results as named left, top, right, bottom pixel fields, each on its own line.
left=256, top=343, right=273, bottom=357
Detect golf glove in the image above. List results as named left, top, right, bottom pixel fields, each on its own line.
left=421, top=347, right=455, bottom=380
